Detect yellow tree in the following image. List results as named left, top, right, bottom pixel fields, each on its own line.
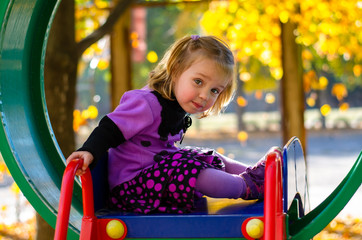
left=200, top=0, right=361, bottom=145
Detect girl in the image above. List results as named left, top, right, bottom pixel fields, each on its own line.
left=67, top=35, right=270, bottom=214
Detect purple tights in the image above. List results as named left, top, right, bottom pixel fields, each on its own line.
left=195, top=155, right=249, bottom=199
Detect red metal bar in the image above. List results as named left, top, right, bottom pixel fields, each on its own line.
left=81, top=169, right=95, bottom=219
left=54, top=159, right=98, bottom=240
left=80, top=168, right=97, bottom=239
left=264, top=150, right=285, bottom=240
left=264, top=154, right=277, bottom=240
left=54, top=159, right=84, bottom=240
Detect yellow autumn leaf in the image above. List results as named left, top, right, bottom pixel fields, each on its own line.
left=265, top=93, right=275, bottom=104
left=318, top=76, right=329, bottom=90
left=239, top=72, right=251, bottom=82
left=279, top=10, right=289, bottom=23
left=216, top=147, right=225, bottom=155
left=97, top=59, right=109, bottom=70
left=237, top=131, right=248, bottom=142
left=306, top=97, right=316, bottom=107
left=81, top=109, right=90, bottom=119
left=147, top=51, right=158, bottom=63
left=331, top=83, right=348, bottom=101
left=0, top=162, right=6, bottom=174
left=254, top=90, right=263, bottom=100
left=94, top=0, right=109, bottom=9
left=339, top=102, right=349, bottom=112
left=11, top=182, right=20, bottom=195
left=87, top=105, right=98, bottom=119
left=237, top=96, right=248, bottom=107
left=353, top=65, right=361, bottom=77
left=270, top=67, right=283, bottom=80
left=320, top=104, right=331, bottom=116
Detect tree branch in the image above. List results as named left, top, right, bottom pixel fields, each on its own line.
left=76, top=0, right=211, bottom=59
left=76, top=0, right=136, bottom=58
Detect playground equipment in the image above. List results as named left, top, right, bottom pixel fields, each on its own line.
left=0, top=0, right=361, bottom=239
left=52, top=137, right=361, bottom=239
left=53, top=137, right=304, bottom=239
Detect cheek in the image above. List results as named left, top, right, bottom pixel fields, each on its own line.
left=204, top=98, right=217, bottom=110
left=183, top=91, right=195, bottom=103
left=182, top=87, right=196, bottom=99
left=176, top=89, right=192, bottom=104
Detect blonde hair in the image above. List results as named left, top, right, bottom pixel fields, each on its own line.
left=148, top=35, right=235, bottom=118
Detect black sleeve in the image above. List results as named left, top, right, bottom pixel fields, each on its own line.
left=77, top=115, right=126, bottom=169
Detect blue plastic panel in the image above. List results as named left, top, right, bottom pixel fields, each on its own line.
left=283, top=137, right=310, bottom=214
left=97, top=199, right=264, bottom=238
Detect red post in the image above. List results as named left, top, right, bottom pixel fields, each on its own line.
left=54, top=159, right=98, bottom=240
left=54, top=159, right=84, bottom=240
left=80, top=168, right=98, bottom=239
left=264, top=150, right=285, bottom=240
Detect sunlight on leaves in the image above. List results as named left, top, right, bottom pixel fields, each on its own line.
left=306, top=97, right=316, bottom=107
left=10, top=182, right=20, bottom=195
left=237, top=131, right=248, bottom=142
left=147, top=51, right=158, bottom=63
left=97, top=59, right=110, bottom=70
left=237, top=96, right=248, bottom=107
left=201, top=0, right=361, bottom=98
left=0, top=217, right=36, bottom=239
left=314, top=216, right=362, bottom=240
left=254, top=90, right=263, bottom=100
left=73, top=105, right=99, bottom=132
left=320, top=104, right=331, bottom=116
left=339, top=102, right=349, bottom=112
left=265, top=93, right=275, bottom=104
left=216, top=147, right=225, bottom=155
left=331, top=83, right=348, bottom=101
left=352, top=64, right=361, bottom=77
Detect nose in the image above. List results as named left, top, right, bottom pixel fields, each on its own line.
left=199, top=89, right=209, bottom=101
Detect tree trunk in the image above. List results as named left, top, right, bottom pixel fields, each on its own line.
left=280, top=20, right=306, bottom=151
left=44, top=0, right=77, bottom=157
left=42, top=0, right=77, bottom=238
left=110, top=8, right=133, bottom=109
left=35, top=213, right=55, bottom=240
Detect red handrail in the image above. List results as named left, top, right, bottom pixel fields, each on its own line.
left=54, top=159, right=97, bottom=240
left=79, top=166, right=97, bottom=240
left=264, top=150, right=285, bottom=240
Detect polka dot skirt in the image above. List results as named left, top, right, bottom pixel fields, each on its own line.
left=109, top=147, right=224, bottom=214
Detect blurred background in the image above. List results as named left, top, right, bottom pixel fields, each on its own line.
left=1, top=0, right=361, bottom=239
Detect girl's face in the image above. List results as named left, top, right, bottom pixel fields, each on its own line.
left=173, top=58, right=230, bottom=114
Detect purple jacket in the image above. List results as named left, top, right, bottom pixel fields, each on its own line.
left=105, top=89, right=189, bottom=189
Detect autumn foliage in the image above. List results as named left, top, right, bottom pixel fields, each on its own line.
left=200, top=0, right=361, bottom=114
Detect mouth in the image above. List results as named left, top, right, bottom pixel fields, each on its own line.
left=192, top=101, right=204, bottom=110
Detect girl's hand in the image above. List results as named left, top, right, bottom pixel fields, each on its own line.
left=66, top=151, right=94, bottom=176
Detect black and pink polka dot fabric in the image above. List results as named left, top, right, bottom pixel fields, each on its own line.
left=109, top=147, right=224, bottom=214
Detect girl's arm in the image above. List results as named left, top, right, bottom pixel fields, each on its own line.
left=67, top=115, right=126, bottom=175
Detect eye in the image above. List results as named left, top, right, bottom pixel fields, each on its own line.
left=211, top=88, right=220, bottom=94
left=194, top=79, right=202, bottom=85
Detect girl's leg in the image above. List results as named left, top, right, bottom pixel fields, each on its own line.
left=195, top=168, right=246, bottom=198
left=216, top=153, right=248, bottom=174
left=196, top=156, right=268, bottom=200
left=198, top=147, right=280, bottom=200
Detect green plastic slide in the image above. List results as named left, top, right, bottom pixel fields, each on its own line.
left=0, top=0, right=82, bottom=239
